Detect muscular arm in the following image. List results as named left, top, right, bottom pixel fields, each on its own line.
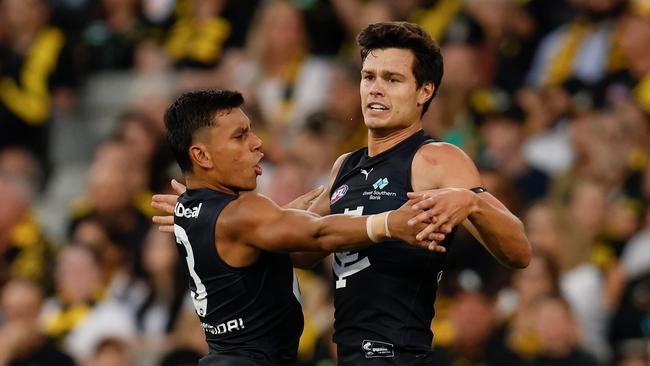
left=411, top=143, right=531, bottom=268
left=227, top=193, right=371, bottom=253
left=221, top=189, right=431, bottom=268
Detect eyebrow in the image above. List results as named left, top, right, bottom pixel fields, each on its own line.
left=361, top=70, right=406, bottom=79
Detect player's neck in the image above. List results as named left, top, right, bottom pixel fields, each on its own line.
left=185, top=174, right=238, bottom=195
left=367, top=123, right=422, bottom=157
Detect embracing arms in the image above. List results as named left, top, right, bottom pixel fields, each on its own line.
left=222, top=191, right=437, bottom=254
left=152, top=179, right=440, bottom=267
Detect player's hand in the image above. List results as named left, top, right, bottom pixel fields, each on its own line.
left=389, top=197, right=449, bottom=252
left=151, top=179, right=187, bottom=233
left=406, top=188, right=479, bottom=241
left=282, top=185, right=325, bottom=210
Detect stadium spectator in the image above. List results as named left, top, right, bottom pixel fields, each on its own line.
left=0, top=279, right=74, bottom=366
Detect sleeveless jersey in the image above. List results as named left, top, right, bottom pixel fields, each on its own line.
left=174, top=188, right=303, bottom=365
left=329, top=130, right=454, bottom=365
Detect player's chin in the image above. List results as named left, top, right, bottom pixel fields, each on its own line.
left=363, top=114, right=390, bottom=128
left=363, top=118, right=385, bottom=129
left=235, top=176, right=258, bottom=192
left=243, top=178, right=258, bottom=191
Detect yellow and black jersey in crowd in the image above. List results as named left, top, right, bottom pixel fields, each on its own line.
left=540, top=16, right=627, bottom=88
left=0, top=26, right=76, bottom=161
left=0, top=213, right=55, bottom=293
left=42, top=286, right=107, bottom=342
left=164, top=15, right=231, bottom=69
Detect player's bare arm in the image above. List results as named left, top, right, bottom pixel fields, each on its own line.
left=409, top=142, right=532, bottom=268
left=217, top=190, right=439, bottom=267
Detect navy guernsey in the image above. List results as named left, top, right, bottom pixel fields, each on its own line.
left=329, top=130, right=455, bottom=365
left=174, top=188, right=303, bottom=365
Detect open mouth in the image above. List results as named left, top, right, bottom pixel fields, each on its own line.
left=367, top=102, right=389, bottom=112
left=254, top=153, right=264, bottom=175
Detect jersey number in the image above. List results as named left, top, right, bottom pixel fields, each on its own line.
left=174, top=225, right=208, bottom=316
left=333, top=206, right=371, bottom=289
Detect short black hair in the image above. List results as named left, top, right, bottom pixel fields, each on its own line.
left=164, top=90, right=244, bottom=172
left=357, top=21, right=443, bottom=115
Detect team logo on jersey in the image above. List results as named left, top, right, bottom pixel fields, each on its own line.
left=330, top=184, right=349, bottom=204
left=362, top=340, right=394, bottom=358
left=333, top=251, right=370, bottom=289
left=372, top=178, right=389, bottom=190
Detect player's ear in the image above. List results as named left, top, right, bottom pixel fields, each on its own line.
left=189, top=143, right=213, bottom=170
left=417, top=82, right=434, bottom=106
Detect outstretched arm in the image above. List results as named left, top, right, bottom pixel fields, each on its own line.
left=409, top=143, right=531, bottom=268
left=227, top=191, right=436, bottom=253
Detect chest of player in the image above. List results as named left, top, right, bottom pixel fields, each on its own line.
left=330, top=164, right=411, bottom=216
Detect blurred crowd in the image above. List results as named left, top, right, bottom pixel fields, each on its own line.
left=0, top=0, right=649, bottom=365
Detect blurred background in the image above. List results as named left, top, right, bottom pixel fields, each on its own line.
left=0, top=0, right=649, bottom=365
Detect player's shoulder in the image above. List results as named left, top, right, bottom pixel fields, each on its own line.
left=218, top=192, right=280, bottom=238
left=327, top=152, right=353, bottom=181
left=227, top=192, right=278, bottom=216
left=229, top=192, right=285, bottom=222
left=333, top=152, right=352, bottom=170
left=418, top=141, right=465, bottom=154
left=412, top=142, right=481, bottom=189
left=415, top=141, right=474, bottom=167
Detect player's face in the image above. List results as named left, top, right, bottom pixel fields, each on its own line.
left=360, top=48, right=432, bottom=131
left=203, top=108, right=264, bottom=192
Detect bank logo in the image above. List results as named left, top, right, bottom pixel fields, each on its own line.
left=372, top=178, right=389, bottom=190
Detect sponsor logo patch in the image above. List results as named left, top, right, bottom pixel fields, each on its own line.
left=175, top=202, right=202, bottom=218
left=373, top=178, right=389, bottom=190
left=362, top=340, right=394, bottom=358
left=201, top=318, right=245, bottom=336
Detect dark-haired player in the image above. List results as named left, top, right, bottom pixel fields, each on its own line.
left=161, top=89, right=439, bottom=366
left=296, top=22, right=531, bottom=365
left=155, top=21, right=531, bottom=366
